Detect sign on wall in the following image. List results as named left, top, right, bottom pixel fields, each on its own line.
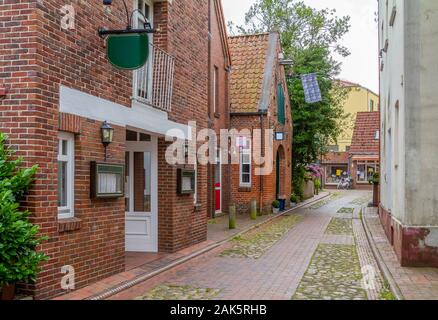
left=107, top=33, right=149, bottom=70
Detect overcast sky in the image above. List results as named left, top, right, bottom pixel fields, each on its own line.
left=222, top=0, right=379, bottom=93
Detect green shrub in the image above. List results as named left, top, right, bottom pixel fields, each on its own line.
left=0, top=133, right=47, bottom=287
left=272, top=200, right=280, bottom=209
left=290, top=194, right=298, bottom=203
left=314, top=178, right=321, bottom=191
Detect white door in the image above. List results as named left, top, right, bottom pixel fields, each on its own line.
left=125, top=138, right=158, bottom=252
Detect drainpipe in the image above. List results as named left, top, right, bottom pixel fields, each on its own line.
left=259, top=113, right=265, bottom=214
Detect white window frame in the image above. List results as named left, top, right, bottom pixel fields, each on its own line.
left=57, top=132, right=75, bottom=220
left=133, top=0, right=154, bottom=104
left=239, top=139, right=252, bottom=188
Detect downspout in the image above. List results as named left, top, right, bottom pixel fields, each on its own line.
left=226, top=66, right=231, bottom=214
left=207, top=0, right=212, bottom=216
left=259, top=113, right=265, bottom=214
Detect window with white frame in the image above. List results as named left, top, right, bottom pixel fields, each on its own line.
left=239, top=139, right=251, bottom=187
left=356, top=161, right=379, bottom=183
left=133, top=0, right=154, bottom=103
left=58, top=132, right=75, bottom=219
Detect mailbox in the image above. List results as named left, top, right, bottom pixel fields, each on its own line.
left=177, top=168, right=196, bottom=195
left=91, top=162, right=125, bottom=199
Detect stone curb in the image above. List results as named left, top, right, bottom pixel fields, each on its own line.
left=85, top=192, right=332, bottom=300
left=360, top=207, right=405, bottom=300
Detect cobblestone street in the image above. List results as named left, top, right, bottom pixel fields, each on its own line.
left=108, top=190, right=388, bottom=301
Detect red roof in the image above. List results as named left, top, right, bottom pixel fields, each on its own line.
left=350, top=112, right=380, bottom=155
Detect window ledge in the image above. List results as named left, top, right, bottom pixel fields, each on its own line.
left=58, top=217, right=82, bottom=233
left=238, top=187, right=252, bottom=192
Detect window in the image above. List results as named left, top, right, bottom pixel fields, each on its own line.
left=369, top=99, right=375, bottom=112
left=213, top=66, right=219, bottom=114
left=133, top=0, right=153, bottom=103
left=58, top=132, right=75, bottom=219
left=239, top=139, right=251, bottom=187
left=356, top=161, right=379, bottom=183
left=277, top=84, right=286, bottom=125
left=326, top=165, right=349, bottom=185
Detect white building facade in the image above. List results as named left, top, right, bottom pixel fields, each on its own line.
left=379, top=0, right=438, bottom=267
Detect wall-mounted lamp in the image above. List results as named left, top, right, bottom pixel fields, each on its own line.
left=101, top=121, right=114, bottom=162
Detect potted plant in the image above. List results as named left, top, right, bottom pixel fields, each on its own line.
left=272, top=200, right=280, bottom=214
left=290, top=194, right=298, bottom=207
left=0, top=133, right=47, bottom=300
left=369, top=172, right=380, bottom=207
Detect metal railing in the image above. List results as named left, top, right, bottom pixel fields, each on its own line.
left=133, top=44, right=175, bottom=112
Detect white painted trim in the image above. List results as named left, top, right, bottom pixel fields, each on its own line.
left=59, top=86, right=192, bottom=140
left=239, top=141, right=252, bottom=188
left=125, top=137, right=158, bottom=252
left=58, top=131, right=75, bottom=220
left=215, top=148, right=222, bottom=214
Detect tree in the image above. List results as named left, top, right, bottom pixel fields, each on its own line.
left=0, top=133, right=47, bottom=289
left=234, top=0, right=351, bottom=197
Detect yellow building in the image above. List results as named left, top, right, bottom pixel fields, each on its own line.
left=332, top=80, right=379, bottom=152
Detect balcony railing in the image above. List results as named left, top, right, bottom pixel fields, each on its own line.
left=133, top=44, right=175, bottom=113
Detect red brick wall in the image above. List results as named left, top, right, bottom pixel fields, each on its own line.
left=207, top=0, right=231, bottom=217
left=229, top=44, right=293, bottom=214
left=1, top=0, right=209, bottom=298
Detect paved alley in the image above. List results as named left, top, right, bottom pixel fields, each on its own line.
left=109, top=190, right=386, bottom=301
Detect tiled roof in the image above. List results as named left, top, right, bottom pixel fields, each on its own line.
left=350, top=112, right=380, bottom=155
left=322, top=152, right=349, bottom=164
left=228, top=33, right=270, bottom=113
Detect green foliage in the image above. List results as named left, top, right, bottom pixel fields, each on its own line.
left=235, top=0, right=351, bottom=199
left=369, top=172, right=380, bottom=186
left=314, top=178, right=321, bottom=191
left=0, top=133, right=47, bottom=287
left=272, top=200, right=280, bottom=209
left=290, top=194, right=298, bottom=203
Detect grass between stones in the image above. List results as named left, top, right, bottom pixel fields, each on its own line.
left=337, top=207, right=354, bottom=214
left=292, top=244, right=368, bottom=300
left=325, top=218, right=353, bottom=236
left=219, top=214, right=302, bottom=259
left=134, top=284, right=222, bottom=300
left=349, top=197, right=371, bottom=206
left=309, top=192, right=342, bottom=210
left=379, top=281, right=397, bottom=300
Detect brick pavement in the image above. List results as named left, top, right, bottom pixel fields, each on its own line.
left=364, top=207, right=438, bottom=300
left=109, top=190, right=378, bottom=300
left=55, top=192, right=330, bottom=300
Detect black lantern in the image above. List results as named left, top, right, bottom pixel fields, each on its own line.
left=101, top=121, right=114, bottom=161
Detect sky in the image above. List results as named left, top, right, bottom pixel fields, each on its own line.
left=222, top=0, right=379, bottom=93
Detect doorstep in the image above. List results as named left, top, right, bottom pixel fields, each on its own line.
left=54, top=192, right=331, bottom=300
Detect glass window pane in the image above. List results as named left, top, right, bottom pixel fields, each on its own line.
left=125, top=152, right=130, bottom=212
left=126, top=130, right=138, bottom=141
left=134, top=152, right=151, bottom=212
left=357, top=164, right=366, bottom=182
left=62, top=140, right=68, bottom=155
left=140, top=133, right=151, bottom=142
left=58, top=161, right=67, bottom=207
left=242, top=174, right=250, bottom=183
left=242, top=164, right=250, bottom=174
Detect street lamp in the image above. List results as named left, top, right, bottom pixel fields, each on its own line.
left=101, top=121, right=114, bottom=161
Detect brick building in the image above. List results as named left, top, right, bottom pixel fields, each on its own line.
left=228, top=33, right=293, bottom=214
left=207, top=0, right=231, bottom=217
left=349, top=112, right=380, bottom=190
left=0, top=0, right=210, bottom=299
